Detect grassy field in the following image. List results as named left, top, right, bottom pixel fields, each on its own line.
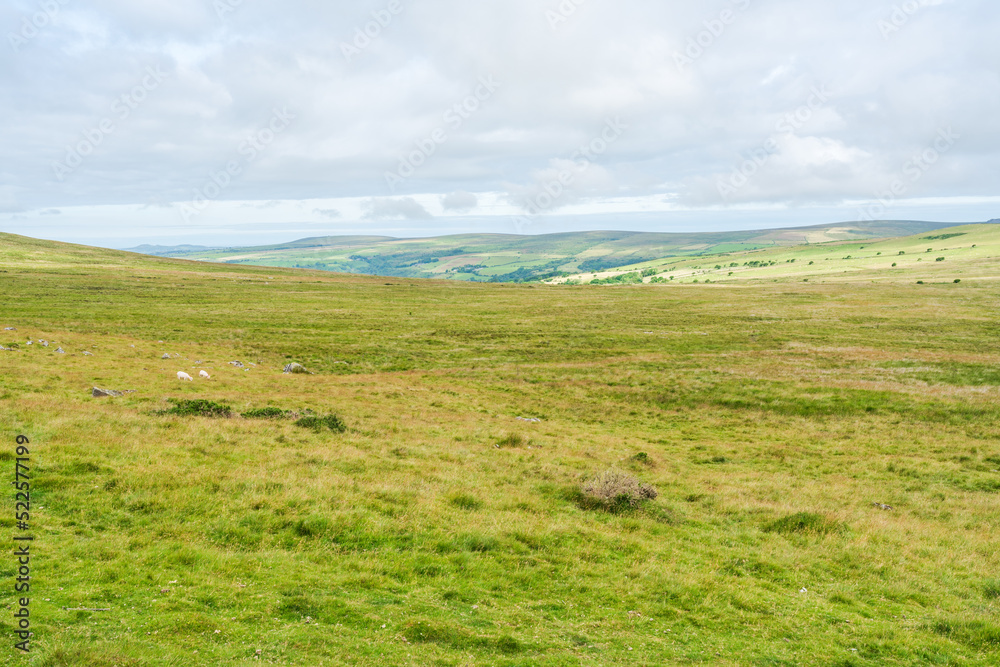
left=560, top=223, right=1000, bottom=287
left=140, top=220, right=966, bottom=283
left=2, top=232, right=1000, bottom=665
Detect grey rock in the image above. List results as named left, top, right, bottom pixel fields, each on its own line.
left=872, top=502, right=893, bottom=511
left=162, top=353, right=171, bottom=359
left=82, top=351, right=94, bottom=356
left=92, top=387, right=123, bottom=398
left=55, top=347, right=65, bottom=354
left=283, top=363, right=310, bottom=374
left=229, top=361, right=245, bottom=368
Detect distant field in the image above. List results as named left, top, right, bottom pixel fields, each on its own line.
left=2, top=233, right=1000, bottom=665
left=560, top=223, right=1000, bottom=287
left=139, top=220, right=971, bottom=283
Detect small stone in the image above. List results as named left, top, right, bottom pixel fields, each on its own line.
left=283, top=362, right=310, bottom=374
left=229, top=361, right=245, bottom=368
left=82, top=351, right=94, bottom=356
left=56, top=347, right=65, bottom=354
left=162, top=353, right=171, bottom=359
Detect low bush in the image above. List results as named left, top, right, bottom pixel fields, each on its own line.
left=162, top=399, right=232, bottom=418
left=241, top=407, right=291, bottom=419
left=579, top=470, right=657, bottom=512
left=294, top=414, right=347, bottom=432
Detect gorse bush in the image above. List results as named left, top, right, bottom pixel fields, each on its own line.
left=579, top=470, right=657, bottom=512
left=162, top=399, right=232, bottom=418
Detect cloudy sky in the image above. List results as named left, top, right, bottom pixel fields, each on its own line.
left=1, top=0, right=997, bottom=247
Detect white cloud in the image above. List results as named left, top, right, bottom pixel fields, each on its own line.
left=362, top=197, right=432, bottom=220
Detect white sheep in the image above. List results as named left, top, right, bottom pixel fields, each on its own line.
left=199, top=370, right=210, bottom=379
left=177, top=371, right=194, bottom=381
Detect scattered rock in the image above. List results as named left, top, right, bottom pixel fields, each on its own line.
left=55, top=347, right=65, bottom=354
left=41, top=341, right=49, bottom=347
left=872, top=502, right=893, bottom=511
left=26, top=341, right=32, bottom=345
left=0, top=346, right=11, bottom=351
left=516, top=417, right=542, bottom=423
left=283, top=363, right=310, bottom=374
left=3, top=327, right=15, bottom=331
left=82, top=351, right=94, bottom=356
left=92, top=387, right=123, bottom=398
left=229, top=361, right=245, bottom=368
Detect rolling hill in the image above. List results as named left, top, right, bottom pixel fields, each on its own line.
left=558, top=222, right=1000, bottom=286
left=133, top=219, right=973, bottom=282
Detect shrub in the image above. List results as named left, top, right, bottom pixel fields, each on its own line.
left=580, top=470, right=657, bottom=512
left=294, top=414, right=347, bottom=432
left=917, top=281, right=924, bottom=284
left=763, top=512, right=842, bottom=536
left=631, top=452, right=652, bottom=465
left=162, top=399, right=232, bottom=418
left=954, top=279, right=962, bottom=284
left=241, top=407, right=290, bottom=419
left=495, top=433, right=526, bottom=448
left=936, top=257, right=946, bottom=262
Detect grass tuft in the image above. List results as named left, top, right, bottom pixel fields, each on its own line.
left=763, top=512, right=843, bottom=536
left=495, top=432, right=527, bottom=448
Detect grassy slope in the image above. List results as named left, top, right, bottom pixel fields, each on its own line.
left=148, top=220, right=966, bottom=282
left=562, top=223, right=1000, bottom=286
left=2, top=233, right=1000, bottom=665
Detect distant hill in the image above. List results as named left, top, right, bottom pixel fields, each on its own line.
left=126, top=244, right=215, bottom=256
left=138, top=220, right=973, bottom=282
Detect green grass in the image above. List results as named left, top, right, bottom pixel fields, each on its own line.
left=2, top=232, right=1000, bottom=664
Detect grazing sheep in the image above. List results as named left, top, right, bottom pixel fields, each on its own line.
left=199, top=370, right=210, bottom=379
left=177, top=371, right=194, bottom=381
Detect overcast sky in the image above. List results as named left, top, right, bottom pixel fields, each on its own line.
left=1, top=0, right=997, bottom=247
